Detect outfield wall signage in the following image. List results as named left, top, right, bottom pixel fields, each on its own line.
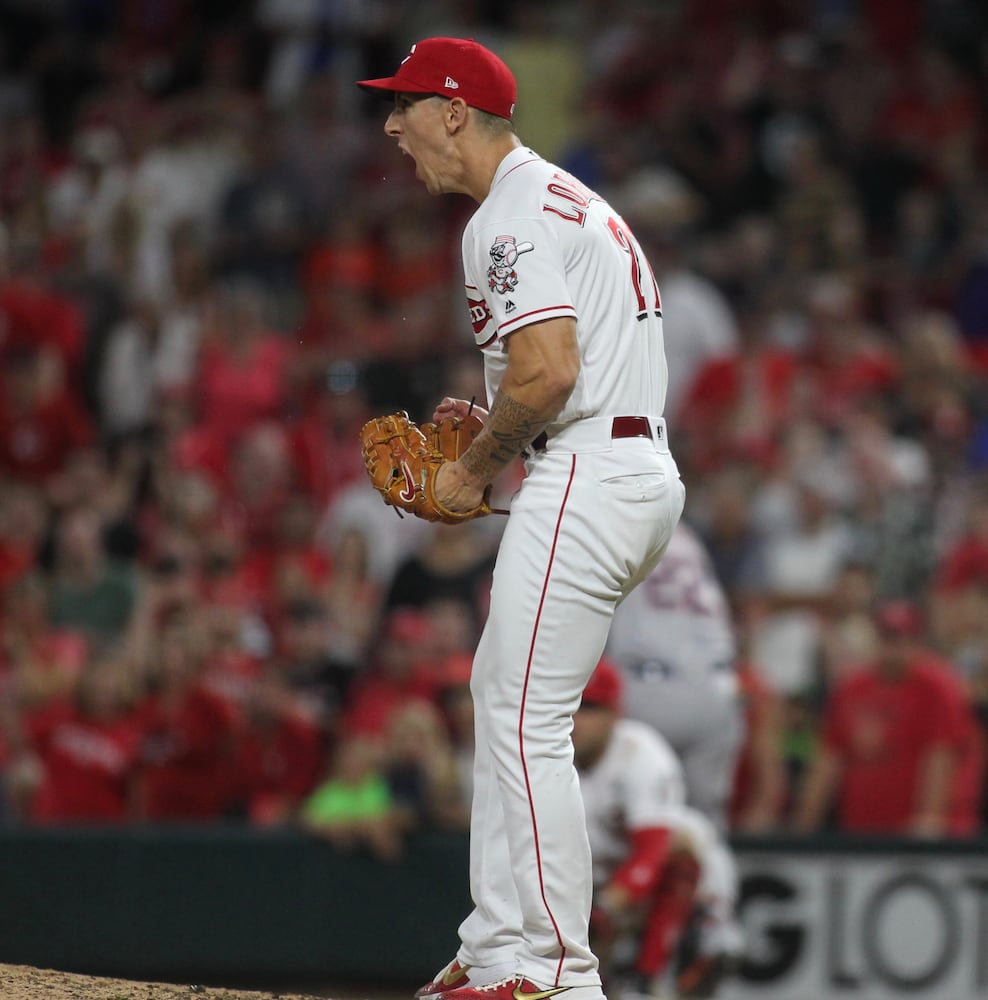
left=728, top=850, right=988, bottom=1000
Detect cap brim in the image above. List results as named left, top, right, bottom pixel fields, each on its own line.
left=356, top=76, right=435, bottom=99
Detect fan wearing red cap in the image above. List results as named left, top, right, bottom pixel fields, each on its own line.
left=358, top=37, right=685, bottom=1000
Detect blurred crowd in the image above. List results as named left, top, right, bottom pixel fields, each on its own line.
left=0, top=0, right=987, bottom=849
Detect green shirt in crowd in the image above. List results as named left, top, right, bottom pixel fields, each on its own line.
left=301, top=775, right=392, bottom=824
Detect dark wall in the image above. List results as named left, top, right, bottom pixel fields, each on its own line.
left=3, top=827, right=986, bottom=992
left=0, top=826, right=473, bottom=987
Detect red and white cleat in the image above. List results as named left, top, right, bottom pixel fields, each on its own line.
left=415, top=960, right=516, bottom=1000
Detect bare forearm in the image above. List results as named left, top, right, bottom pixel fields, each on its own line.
left=793, top=751, right=841, bottom=831
left=435, top=316, right=579, bottom=506
left=911, top=746, right=955, bottom=834
left=459, top=391, right=550, bottom=483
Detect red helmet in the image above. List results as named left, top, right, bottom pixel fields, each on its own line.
left=581, top=657, right=623, bottom=710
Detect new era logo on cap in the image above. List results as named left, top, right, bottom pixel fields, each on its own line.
left=356, top=37, right=517, bottom=120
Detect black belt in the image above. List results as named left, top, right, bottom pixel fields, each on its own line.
left=528, top=416, right=656, bottom=453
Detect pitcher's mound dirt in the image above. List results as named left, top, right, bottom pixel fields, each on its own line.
left=0, top=964, right=341, bottom=1000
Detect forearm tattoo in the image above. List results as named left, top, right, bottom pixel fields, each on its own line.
left=460, top=392, right=548, bottom=482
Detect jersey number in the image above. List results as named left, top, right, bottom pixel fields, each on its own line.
left=606, top=216, right=662, bottom=321
left=642, top=553, right=727, bottom=618
left=543, top=174, right=661, bottom=322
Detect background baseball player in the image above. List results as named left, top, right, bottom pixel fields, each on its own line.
left=604, top=521, right=745, bottom=971
left=357, top=35, right=685, bottom=1000
left=575, top=658, right=737, bottom=1000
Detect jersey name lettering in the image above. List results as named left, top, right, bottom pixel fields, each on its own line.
left=542, top=172, right=597, bottom=226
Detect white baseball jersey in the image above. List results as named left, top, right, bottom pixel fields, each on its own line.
left=578, top=719, right=731, bottom=909
left=578, top=718, right=686, bottom=888
left=606, top=521, right=742, bottom=827
left=462, top=146, right=669, bottom=432
left=451, top=143, right=685, bottom=990
left=607, top=521, right=736, bottom=684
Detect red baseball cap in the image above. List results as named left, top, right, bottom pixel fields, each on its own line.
left=357, top=37, right=517, bottom=120
left=384, top=607, right=433, bottom=644
left=581, top=658, right=624, bottom=710
left=874, top=599, right=923, bottom=637
left=439, top=652, right=473, bottom=690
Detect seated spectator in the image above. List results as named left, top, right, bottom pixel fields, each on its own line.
left=740, top=437, right=856, bottom=698
left=435, top=653, right=475, bottom=817
left=225, top=420, right=300, bottom=556
left=196, top=601, right=267, bottom=721
left=834, top=395, right=933, bottom=600
left=196, top=514, right=265, bottom=613
left=295, top=218, right=379, bottom=376
left=692, top=465, right=762, bottom=601
left=0, top=248, right=86, bottom=370
left=194, top=280, right=292, bottom=453
left=729, top=658, right=788, bottom=833
left=289, top=361, right=374, bottom=511
left=134, top=620, right=241, bottom=821
left=317, top=477, right=433, bottom=593
left=272, top=596, right=355, bottom=733
left=424, top=598, right=483, bottom=670
left=245, top=491, right=333, bottom=625
left=16, top=653, right=144, bottom=823
left=0, top=481, right=47, bottom=595
left=383, top=520, right=497, bottom=646
left=128, top=533, right=202, bottom=641
left=793, top=600, right=984, bottom=837
left=299, top=734, right=402, bottom=861
left=383, top=700, right=466, bottom=833
left=213, top=116, right=314, bottom=296
left=0, top=343, right=94, bottom=490
left=817, top=557, right=882, bottom=688
left=1, top=573, right=89, bottom=710
left=320, top=527, right=380, bottom=675
left=47, top=503, right=138, bottom=647
left=235, top=669, right=325, bottom=826
left=340, top=607, right=442, bottom=739
left=797, top=274, right=900, bottom=430
left=47, top=444, right=144, bottom=537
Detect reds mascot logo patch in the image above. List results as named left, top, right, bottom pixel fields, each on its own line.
left=488, top=235, right=534, bottom=294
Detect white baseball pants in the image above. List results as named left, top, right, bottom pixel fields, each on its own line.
left=457, top=419, right=685, bottom=988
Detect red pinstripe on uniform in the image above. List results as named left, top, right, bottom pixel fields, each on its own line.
left=500, top=306, right=577, bottom=337
left=518, top=453, right=577, bottom=985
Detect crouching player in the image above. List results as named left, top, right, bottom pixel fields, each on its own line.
left=575, top=659, right=737, bottom=1000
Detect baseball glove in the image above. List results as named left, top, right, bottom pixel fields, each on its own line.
left=360, top=410, right=493, bottom=523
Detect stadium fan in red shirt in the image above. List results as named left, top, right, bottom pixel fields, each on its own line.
left=234, top=670, right=325, bottom=826
left=194, top=282, right=292, bottom=453
left=134, top=621, right=241, bottom=821
left=339, top=607, right=443, bottom=739
left=18, top=656, right=143, bottom=824
left=0, top=344, right=94, bottom=489
left=794, top=600, right=983, bottom=837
